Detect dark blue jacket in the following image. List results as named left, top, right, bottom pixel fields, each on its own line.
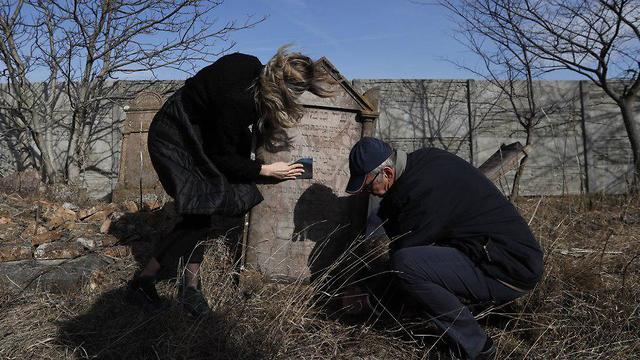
left=379, top=148, right=544, bottom=290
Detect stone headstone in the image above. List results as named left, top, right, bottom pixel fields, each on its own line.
left=244, top=58, right=379, bottom=282
left=113, top=92, right=167, bottom=203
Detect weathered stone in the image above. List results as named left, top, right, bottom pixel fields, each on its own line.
left=83, top=204, right=118, bottom=223
left=0, top=245, right=32, bottom=262
left=20, top=221, right=48, bottom=239
left=0, top=223, right=23, bottom=241
left=143, top=199, right=162, bottom=211
left=62, top=202, right=79, bottom=211
left=0, top=254, right=110, bottom=293
left=101, top=245, right=131, bottom=258
left=78, top=206, right=100, bottom=220
left=100, top=218, right=112, bottom=234
left=122, top=200, right=139, bottom=213
left=110, top=211, right=125, bottom=222
left=85, top=210, right=109, bottom=223
left=34, top=242, right=85, bottom=260
left=48, top=207, right=78, bottom=228
left=76, top=237, right=100, bottom=250
left=31, top=230, right=64, bottom=246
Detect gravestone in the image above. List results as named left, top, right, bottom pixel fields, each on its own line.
left=112, top=92, right=167, bottom=203
left=243, top=58, right=379, bottom=282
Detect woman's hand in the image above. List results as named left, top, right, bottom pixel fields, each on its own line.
left=260, top=162, right=304, bottom=180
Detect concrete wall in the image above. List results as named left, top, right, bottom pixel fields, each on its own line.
left=353, top=79, right=636, bottom=195
left=0, top=79, right=637, bottom=197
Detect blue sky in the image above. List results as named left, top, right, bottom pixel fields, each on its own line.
left=11, top=0, right=582, bottom=81
left=213, top=0, right=473, bottom=80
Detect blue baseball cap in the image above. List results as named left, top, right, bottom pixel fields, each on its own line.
left=346, top=137, right=393, bottom=194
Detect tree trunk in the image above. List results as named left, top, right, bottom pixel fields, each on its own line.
left=619, top=96, right=640, bottom=192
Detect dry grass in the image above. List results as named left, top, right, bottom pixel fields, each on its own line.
left=0, top=194, right=639, bottom=359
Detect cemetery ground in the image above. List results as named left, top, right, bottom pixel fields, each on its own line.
left=0, top=179, right=638, bottom=359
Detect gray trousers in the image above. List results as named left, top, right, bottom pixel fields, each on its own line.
left=391, top=246, right=524, bottom=359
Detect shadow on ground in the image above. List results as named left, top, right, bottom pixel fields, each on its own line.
left=56, top=286, right=267, bottom=359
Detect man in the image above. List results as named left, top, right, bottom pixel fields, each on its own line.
left=346, top=137, right=544, bottom=360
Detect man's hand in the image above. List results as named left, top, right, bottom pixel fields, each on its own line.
left=260, top=162, right=304, bottom=180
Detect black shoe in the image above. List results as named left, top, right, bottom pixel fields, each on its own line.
left=179, top=286, right=212, bottom=317
left=477, top=337, right=496, bottom=360
left=127, top=275, right=163, bottom=307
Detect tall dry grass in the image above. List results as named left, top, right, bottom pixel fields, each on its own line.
left=0, top=195, right=638, bottom=359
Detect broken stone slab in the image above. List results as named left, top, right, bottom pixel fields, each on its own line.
left=0, top=254, right=111, bottom=293
left=76, top=237, right=103, bottom=250
left=30, top=230, right=64, bottom=246
left=20, top=221, right=48, bottom=239
left=47, top=207, right=78, bottom=228
left=62, top=202, right=79, bottom=211
left=122, top=200, right=139, bottom=213
left=34, top=241, right=85, bottom=260
left=100, top=218, right=112, bottom=234
left=0, top=244, right=33, bottom=262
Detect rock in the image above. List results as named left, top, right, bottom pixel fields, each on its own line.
left=0, top=223, right=23, bottom=241
left=20, top=221, right=48, bottom=239
left=87, top=270, right=107, bottom=291
left=34, top=242, right=85, bottom=260
left=62, top=202, right=79, bottom=211
left=0, top=254, right=110, bottom=293
left=31, top=230, right=64, bottom=246
left=84, top=204, right=119, bottom=223
left=78, top=206, right=100, bottom=220
left=110, top=211, right=125, bottom=222
left=48, top=207, right=78, bottom=228
left=101, top=245, right=131, bottom=259
left=0, top=244, right=32, bottom=262
left=143, top=199, right=162, bottom=211
left=100, top=218, right=112, bottom=234
left=122, top=200, right=139, bottom=213
left=76, top=237, right=100, bottom=250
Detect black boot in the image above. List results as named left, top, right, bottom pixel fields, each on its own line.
left=127, top=275, right=163, bottom=308
left=179, top=286, right=212, bottom=317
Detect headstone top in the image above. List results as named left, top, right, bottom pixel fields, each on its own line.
left=128, top=92, right=164, bottom=111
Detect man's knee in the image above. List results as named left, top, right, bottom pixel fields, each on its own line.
left=391, top=248, right=424, bottom=283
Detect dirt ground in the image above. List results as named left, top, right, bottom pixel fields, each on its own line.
left=0, top=194, right=638, bottom=359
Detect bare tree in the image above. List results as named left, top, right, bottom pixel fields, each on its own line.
left=0, top=0, right=263, bottom=183
left=441, top=0, right=547, bottom=199
left=441, top=0, right=640, bottom=191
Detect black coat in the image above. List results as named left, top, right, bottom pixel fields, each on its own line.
left=147, top=53, right=264, bottom=215
left=379, top=148, right=544, bottom=290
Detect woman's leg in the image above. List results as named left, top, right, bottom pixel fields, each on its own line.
left=153, top=214, right=211, bottom=284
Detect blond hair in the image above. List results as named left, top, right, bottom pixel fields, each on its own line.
left=254, top=45, right=335, bottom=134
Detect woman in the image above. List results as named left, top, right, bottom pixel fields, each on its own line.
left=128, top=46, right=335, bottom=316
